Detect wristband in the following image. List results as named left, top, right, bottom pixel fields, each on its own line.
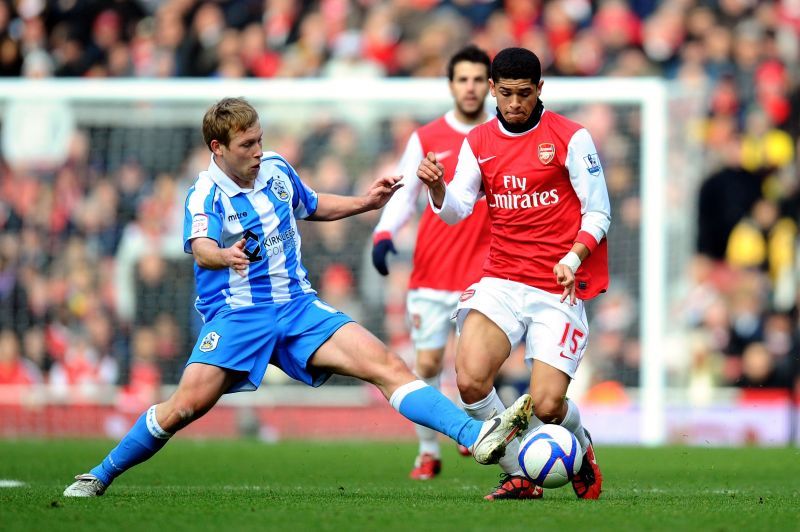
left=558, top=251, right=581, bottom=274
left=575, top=230, right=599, bottom=254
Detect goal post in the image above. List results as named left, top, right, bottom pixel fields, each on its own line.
left=0, top=78, right=672, bottom=444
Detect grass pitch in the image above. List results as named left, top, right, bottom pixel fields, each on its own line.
left=0, top=439, right=798, bottom=531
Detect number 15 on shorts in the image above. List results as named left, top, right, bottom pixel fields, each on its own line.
left=558, top=323, right=585, bottom=358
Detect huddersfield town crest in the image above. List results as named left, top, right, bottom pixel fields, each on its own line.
left=270, top=177, right=290, bottom=202
left=538, top=143, right=555, bottom=165
left=199, top=331, right=220, bottom=352
left=583, top=153, right=602, bottom=176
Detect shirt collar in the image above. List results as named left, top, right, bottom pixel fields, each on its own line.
left=207, top=155, right=268, bottom=196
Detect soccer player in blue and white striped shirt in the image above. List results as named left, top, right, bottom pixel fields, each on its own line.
left=63, top=97, right=533, bottom=498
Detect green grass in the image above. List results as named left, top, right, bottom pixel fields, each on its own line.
left=0, top=440, right=798, bottom=531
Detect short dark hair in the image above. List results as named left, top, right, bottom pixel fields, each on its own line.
left=491, top=47, right=542, bottom=84
left=447, top=45, right=491, bottom=81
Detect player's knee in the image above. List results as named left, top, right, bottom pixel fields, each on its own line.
left=456, top=375, right=493, bottom=405
left=176, top=406, right=196, bottom=424
left=531, top=394, right=566, bottom=424
left=164, top=396, right=213, bottom=429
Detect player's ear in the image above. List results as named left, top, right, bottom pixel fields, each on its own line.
left=489, top=79, right=496, bottom=97
left=210, top=139, right=223, bottom=156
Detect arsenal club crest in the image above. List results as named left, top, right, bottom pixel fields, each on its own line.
left=538, top=143, right=555, bottom=165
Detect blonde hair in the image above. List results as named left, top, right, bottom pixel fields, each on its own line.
left=202, top=97, right=259, bottom=150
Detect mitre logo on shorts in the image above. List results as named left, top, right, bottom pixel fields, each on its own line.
left=270, top=177, right=290, bottom=202
left=538, top=143, right=555, bottom=165
left=191, top=214, right=208, bottom=236
left=459, top=289, right=475, bottom=302
left=411, top=314, right=421, bottom=330
left=199, top=331, right=220, bottom=352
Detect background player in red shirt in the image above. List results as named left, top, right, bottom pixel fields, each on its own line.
left=417, top=47, right=611, bottom=500
left=374, top=46, right=536, bottom=487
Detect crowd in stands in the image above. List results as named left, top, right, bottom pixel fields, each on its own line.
left=0, top=0, right=798, bottom=406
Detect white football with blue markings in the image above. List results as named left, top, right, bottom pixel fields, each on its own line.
left=518, top=424, right=583, bottom=488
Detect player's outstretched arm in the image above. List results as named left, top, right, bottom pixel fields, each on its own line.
left=191, top=237, right=249, bottom=277
left=308, top=175, right=403, bottom=221
left=416, top=152, right=447, bottom=208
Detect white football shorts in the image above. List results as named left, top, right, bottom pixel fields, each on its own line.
left=406, top=288, right=462, bottom=350
left=454, top=277, right=589, bottom=378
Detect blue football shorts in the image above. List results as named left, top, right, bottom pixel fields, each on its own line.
left=186, top=294, right=353, bottom=393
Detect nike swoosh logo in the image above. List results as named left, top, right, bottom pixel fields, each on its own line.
left=478, top=155, right=496, bottom=164
left=559, top=352, right=573, bottom=360
left=434, top=150, right=452, bottom=161
left=475, top=417, right=501, bottom=446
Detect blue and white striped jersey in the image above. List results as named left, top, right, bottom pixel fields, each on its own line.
left=183, top=151, right=318, bottom=322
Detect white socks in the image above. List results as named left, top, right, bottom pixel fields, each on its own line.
left=559, top=398, right=590, bottom=451
left=145, top=405, right=172, bottom=439
left=462, top=388, right=523, bottom=476
left=388, top=379, right=427, bottom=411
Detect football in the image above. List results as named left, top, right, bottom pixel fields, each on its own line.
left=517, top=424, right=583, bottom=488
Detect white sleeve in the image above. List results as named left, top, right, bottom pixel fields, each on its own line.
left=566, top=128, right=611, bottom=242
left=373, top=131, right=424, bottom=236
left=429, top=138, right=482, bottom=224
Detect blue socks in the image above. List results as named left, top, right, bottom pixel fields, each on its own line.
left=389, top=381, right=481, bottom=448
left=90, top=405, right=172, bottom=486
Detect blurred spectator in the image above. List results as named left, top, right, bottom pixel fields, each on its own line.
left=696, top=138, right=766, bottom=260
left=0, top=328, right=41, bottom=385
left=49, top=329, right=118, bottom=400
left=118, top=326, right=161, bottom=412
left=318, top=262, right=363, bottom=323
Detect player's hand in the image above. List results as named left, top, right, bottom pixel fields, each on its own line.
left=224, top=238, right=250, bottom=277
left=553, top=263, right=576, bottom=305
left=416, top=152, right=445, bottom=192
left=364, top=175, right=403, bottom=210
left=371, top=234, right=396, bottom=276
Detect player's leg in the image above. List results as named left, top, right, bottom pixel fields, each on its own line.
left=63, top=363, right=240, bottom=497
left=451, top=279, right=543, bottom=500
left=406, top=289, right=458, bottom=479
left=308, top=321, right=531, bottom=465
left=528, top=360, right=600, bottom=498
left=456, top=309, right=542, bottom=500
left=409, top=347, right=446, bottom=479
left=65, top=306, right=278, bottom=497
left=526, top=296, right=601, bottom=499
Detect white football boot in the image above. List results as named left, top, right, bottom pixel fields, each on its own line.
left=63, top=473, right=107, bottom=497
left=471, top=394, right=533, bottom=465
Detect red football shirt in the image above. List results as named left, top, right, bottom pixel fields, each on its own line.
left=374, top=111, right=491, bottom=291
left=434, top=109, right=611, bottom=300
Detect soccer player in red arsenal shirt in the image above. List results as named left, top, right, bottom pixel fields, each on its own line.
left=417, top=47, right=610, bottom=500
left=374, top=47, right=538, bottom=492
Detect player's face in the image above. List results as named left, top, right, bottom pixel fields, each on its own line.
left=212, top=122, right=263, bottom=187
left=490, top=78, right=543, bottom=124
left=449, top=61, right=490, bottom=120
